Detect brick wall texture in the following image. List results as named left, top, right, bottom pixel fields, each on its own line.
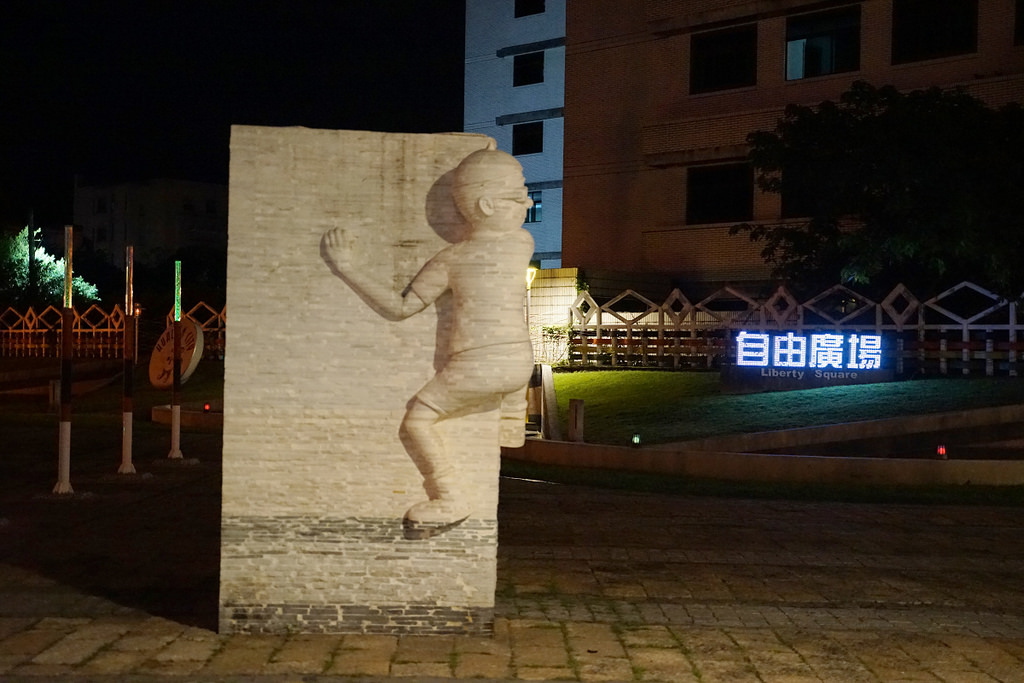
left=220, top=126, right=502, bottom=635
left=564, top=0, right=1024, bottom=278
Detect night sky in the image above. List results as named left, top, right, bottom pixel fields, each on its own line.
left=0, top=0, right=467, bottom=230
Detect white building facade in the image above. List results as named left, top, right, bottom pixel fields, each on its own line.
left=464, top=0, right=564, bottom=268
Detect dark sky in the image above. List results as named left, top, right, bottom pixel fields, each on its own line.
left=0, top=0, right=467, bottom=229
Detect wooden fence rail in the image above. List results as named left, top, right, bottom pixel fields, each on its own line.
left=566, top=281, right=1022, bottom=376
left=0, top=302, right=226, bottom=360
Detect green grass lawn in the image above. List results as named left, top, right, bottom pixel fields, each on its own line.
left=553, top=370, right=1024, bottom=446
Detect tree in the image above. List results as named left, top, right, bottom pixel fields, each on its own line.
left=731, top=81, right=1024, bottom=297
left=0, top=227, right=100, bottom=308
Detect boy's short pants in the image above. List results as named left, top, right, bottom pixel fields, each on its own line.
left=415, top=341, right=534, bottom=417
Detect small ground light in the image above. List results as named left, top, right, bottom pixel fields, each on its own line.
left=937, top=444, right=947, bottom=458
left=632, top=433, right=641, bottom=447
left=203, top=402, right=211, bottom=413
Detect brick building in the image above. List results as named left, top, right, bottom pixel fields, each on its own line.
left=562, top=0, right=1024, bottom=287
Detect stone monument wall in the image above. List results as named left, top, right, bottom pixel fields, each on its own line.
left=220, top=126, right=502, bottom=634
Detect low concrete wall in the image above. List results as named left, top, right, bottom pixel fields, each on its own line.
left=152, top=403, right=223, bottom=429
left=666, top=404, right=1024, bottom=453
left=503, top=439, right=1024, bottom=487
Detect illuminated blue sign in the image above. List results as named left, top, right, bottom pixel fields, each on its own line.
left=736, top=331, right=883, bottom=371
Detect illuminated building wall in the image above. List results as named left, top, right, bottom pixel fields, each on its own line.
left=562, top=0, right=1024, bottom=283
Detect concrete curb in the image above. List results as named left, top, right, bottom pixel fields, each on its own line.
left=504, top=438, right=1024, bottom=486
left=151, top=402, right=223, bottom=428
left=663, top=403, right=1024, bottom=453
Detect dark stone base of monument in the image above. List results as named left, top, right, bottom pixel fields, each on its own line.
left=721, top=363, right=895, bottom=394
left=223, top=602, right=494, bottom=635
left=220, top=514, right=497, bottom=635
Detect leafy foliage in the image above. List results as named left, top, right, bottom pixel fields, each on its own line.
left=732, top=82, right=1024, bottom=297
left=0, top=227, right=100, bottom=307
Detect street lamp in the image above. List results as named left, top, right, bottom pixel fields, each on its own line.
left=525, top=266, right=538, bottom=325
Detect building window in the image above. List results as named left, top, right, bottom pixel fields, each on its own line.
left=525, top=191, right=542, bottom=223
left=686, top=164, right=753, bottom=224
left=512, top=121, right=543, bottom=155
left=514, top=0, right=544, bottom=18
left=1016, top=0, right=1024, bottom=46
left=786, top=6, right=860, bottom=80
left=892, top=0, right=978, bottom=64
left=513, top=51, right=545, bottom=86
left=690, top=25, right=757, bottom=94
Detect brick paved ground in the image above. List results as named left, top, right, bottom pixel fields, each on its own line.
left=1, top=433, right=1023, bottom=682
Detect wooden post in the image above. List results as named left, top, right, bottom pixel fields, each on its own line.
left=961, top=326, right=970, bottom=376
left=54, top=225, right=74, bottom=494
left=1010, top=301, right=1018, bottom=377
left=568, top=398, right=584, bottom=443
left=985, top=330, right=994, bottom=377
left=119, top=246, right=137, bottom=474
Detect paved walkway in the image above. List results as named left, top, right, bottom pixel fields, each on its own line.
left=2, top=442, right=1024, bottom=682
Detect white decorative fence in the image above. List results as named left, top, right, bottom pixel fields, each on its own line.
left=566, top=281, right=1022, bottom=376
left=0, top=302, right=226, bottom=359
left=5, top=281, right=1021, bottom=376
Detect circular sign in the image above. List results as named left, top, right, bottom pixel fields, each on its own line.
left=149, top=320, right=204, bottom=388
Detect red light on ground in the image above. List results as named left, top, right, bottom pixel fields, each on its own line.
left=936, top=445, right=946, bottom=457
left=203, top=402, right=211, bottom=413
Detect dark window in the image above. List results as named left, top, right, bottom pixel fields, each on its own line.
left=515, top=0, right=544, bottom=18
left=513, top=51, right=545, bottom=86
left=690, top=25, right=757, bottom=94
left=512, top=121, right=543, bottom=155
left=892, top=0, right=978, bottom=64
left=686, top=164, right=753, bottom=224
left=786, top=6, right=860, bottom=80
left=526, top=191, right=542, bottom=223
left=1016, top=0, right=1024, bottom=46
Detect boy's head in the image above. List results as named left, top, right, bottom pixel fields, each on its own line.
left=452, top=148, right=532, bottom=226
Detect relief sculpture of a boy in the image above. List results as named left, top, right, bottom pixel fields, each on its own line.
left=321, top=145, right=535, bottom=537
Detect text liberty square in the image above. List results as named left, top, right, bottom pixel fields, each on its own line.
left=723, top=331, right=892, bottom=393
left=736, top=331, right=883, bottom=370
